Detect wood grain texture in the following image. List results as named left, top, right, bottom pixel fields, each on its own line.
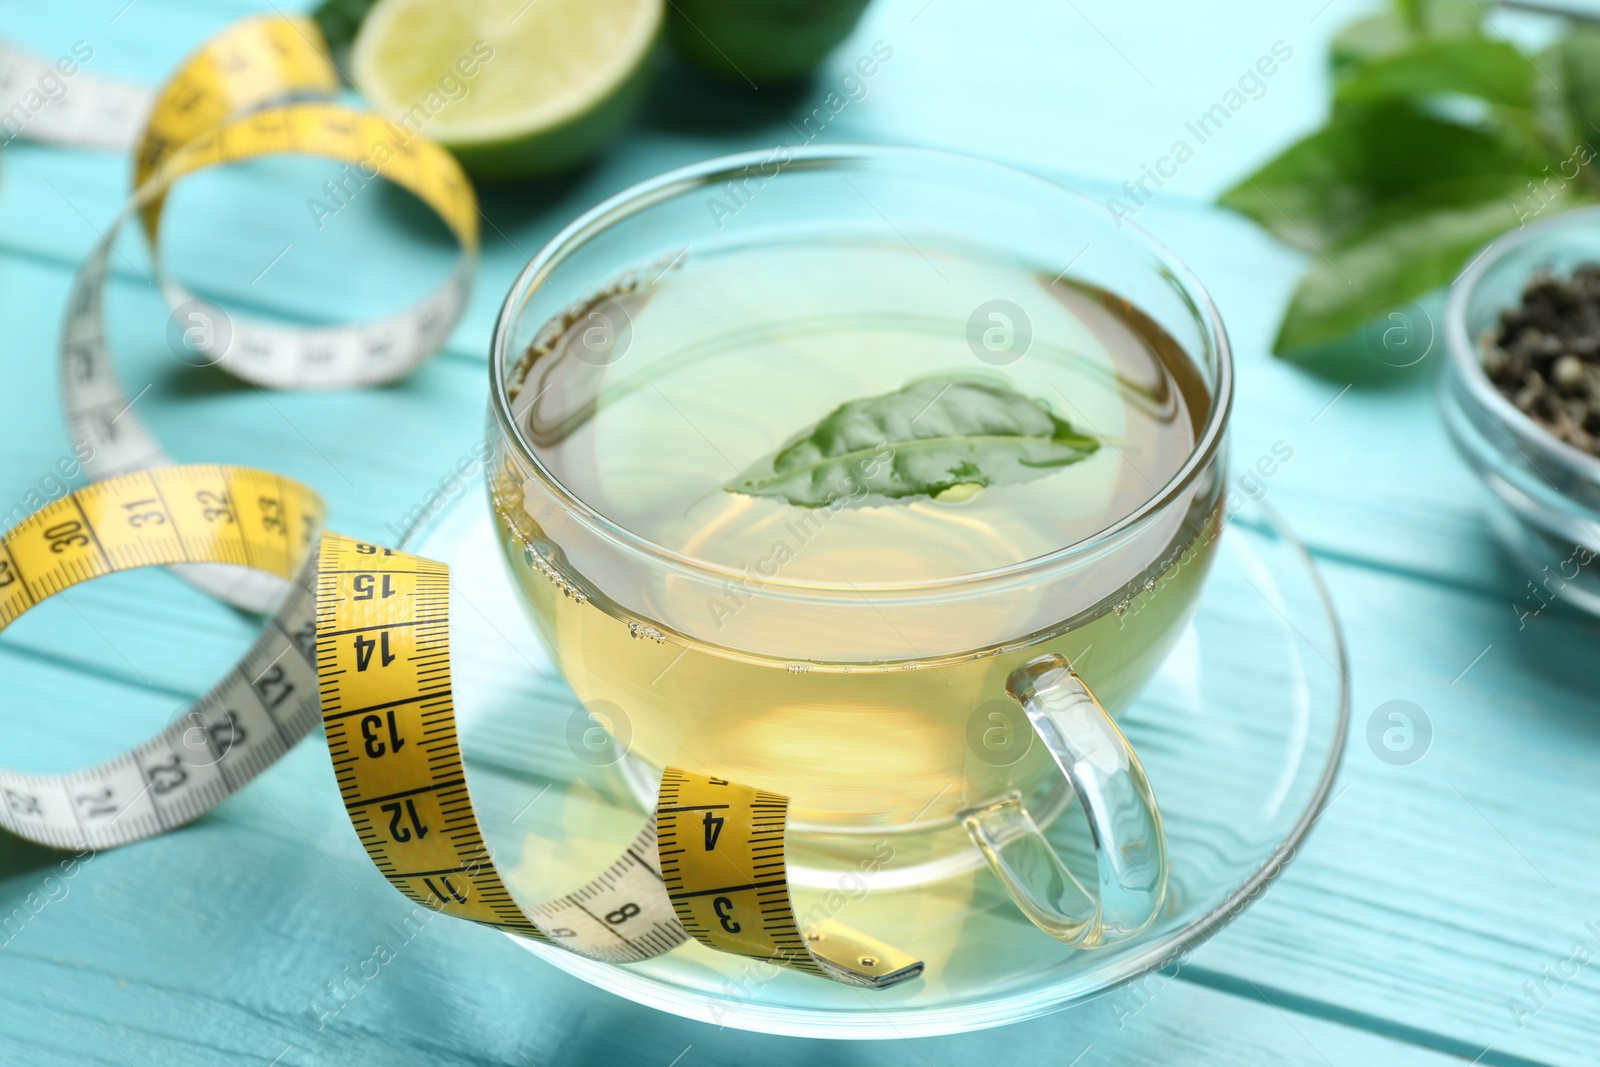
left=4, top=0, right=1599, bottom=1063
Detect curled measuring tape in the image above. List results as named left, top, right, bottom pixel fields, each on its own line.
left=0, top=465, right=922, bottom=988
left=6, top=16, right=919, bottom=989
left=0, top=16, right=479, bottom=613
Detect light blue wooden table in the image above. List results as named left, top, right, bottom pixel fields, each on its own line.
left=3, top=0, right=1598, bottom=1063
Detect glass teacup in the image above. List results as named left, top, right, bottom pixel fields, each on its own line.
left=487, top=147, right=1230, bottom=947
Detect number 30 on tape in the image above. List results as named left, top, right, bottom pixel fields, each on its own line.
left=0, top=466, right=922, bottom=989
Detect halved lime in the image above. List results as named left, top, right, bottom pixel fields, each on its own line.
left=351, top=0, right=663, bottom=180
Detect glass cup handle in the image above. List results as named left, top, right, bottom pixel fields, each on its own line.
left=958, top=653, right=1167, bottom=948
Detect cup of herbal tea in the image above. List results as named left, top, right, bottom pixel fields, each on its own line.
left=486, top=147, right=1231, bottom=947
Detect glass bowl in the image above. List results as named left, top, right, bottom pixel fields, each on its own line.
left=1442, top=205, right=1600, bottom=615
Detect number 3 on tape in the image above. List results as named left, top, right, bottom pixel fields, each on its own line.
left=0, top=466, right=922, bottom=989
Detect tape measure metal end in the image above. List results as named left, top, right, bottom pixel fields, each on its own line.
left=806, top=921, right=925, bottom=989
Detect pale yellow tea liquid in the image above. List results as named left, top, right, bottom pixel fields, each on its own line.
left=494, top=239, right=1220, bottom=838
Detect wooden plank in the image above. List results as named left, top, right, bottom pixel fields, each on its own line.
left=1170, top=556, right=1600, bottom=1067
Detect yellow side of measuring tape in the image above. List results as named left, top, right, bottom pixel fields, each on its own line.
left=132, top=14, right=343, bottom=218
left=0, top=466, right=921, bottom=987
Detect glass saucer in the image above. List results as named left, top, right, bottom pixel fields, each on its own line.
left=403, top=484, right=1347, bottom=1039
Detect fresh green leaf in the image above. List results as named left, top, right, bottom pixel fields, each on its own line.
left=311, top=0, right=379, bottom=79
left=1219, top=107, right=1543, bottom=251
left=1221, top=0, right=1590, bottom=366
left=1272, top=174, right=1568, bottom=354
left=1336, top=37, right=1538, bottom=109
left=725, top=376, right=1100, bottom=508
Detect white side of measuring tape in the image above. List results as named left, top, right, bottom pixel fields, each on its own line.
left=0, top=42, right=154, bottom=151
left=159, top=265, right=475, bottom=391
left=0, top=562, right=321, bottom=849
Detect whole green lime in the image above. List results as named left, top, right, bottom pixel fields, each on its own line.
left=667, top=0, right=872, bottom=84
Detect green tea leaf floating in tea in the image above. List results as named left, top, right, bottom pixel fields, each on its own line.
left=726, top=375, right=1100, bottom=508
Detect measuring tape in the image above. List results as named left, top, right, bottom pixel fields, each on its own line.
left=2, top=15, right=478, bottom=613
left=2, top=18, right=920, bottom=989
left=0, top=465, right=921, bottom=986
